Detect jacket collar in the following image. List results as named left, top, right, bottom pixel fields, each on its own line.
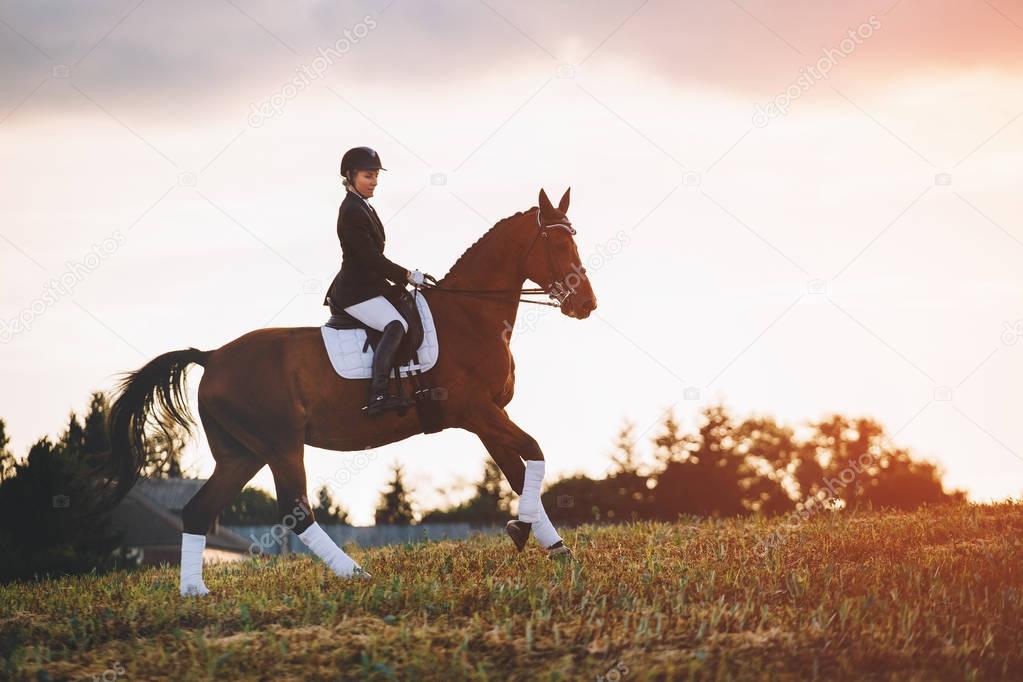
left=344, top=189, right=384, bottom=235
left=344, top=188, right=372, bottom=208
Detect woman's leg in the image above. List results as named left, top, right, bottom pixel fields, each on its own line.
left=342, top=295, right=412, bottom=416
left=343, top=296, right=408, bottom=333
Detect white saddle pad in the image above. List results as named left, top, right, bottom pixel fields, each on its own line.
left=320, top=293, right=439, bottom=379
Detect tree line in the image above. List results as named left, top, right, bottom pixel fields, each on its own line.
left=415, top=404, right=965, bottom=525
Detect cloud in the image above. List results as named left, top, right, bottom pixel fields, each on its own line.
left=1, top=0, right=1022, bottom=124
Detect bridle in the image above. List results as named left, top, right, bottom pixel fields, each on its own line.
left=418, top=208, right=583, bottom=308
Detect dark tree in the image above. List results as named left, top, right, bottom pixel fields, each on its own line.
left=221, top=486, right=280, bottom=525
left=375, top=463, right=415, bottom=525
left=798, top=415, right=965, bottom=510
left=544, top=417, right=659, bottom=523
left=650, top=405, right=750, bottom=519
left=732, top=415, right=798, bottom=515
left=0, top=394, right=125, bottom=582
left=143, top=421, right=188, bottom=479
left=541, top=474, right=607, bottom=525
left=604, top=470, right=656, bottom=522
left=313, top=484, right=351, bottom=525
left=420, top=458, right=510, bottom=524
left=856, top=447, right=963, bottom=509
left=0, top=419, right=14, bottom=483
left=608, top=419, right=642, bottom=475
left=542, top=470, right=656, bottom=525
left=546, top=404, right=970, bottom=527
left=652, top=410, right=690, bottom=465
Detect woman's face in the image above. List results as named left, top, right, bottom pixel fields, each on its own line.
left=353, top=169, right=379, bottom=198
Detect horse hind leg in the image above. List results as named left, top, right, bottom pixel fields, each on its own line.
left=189, top=390, right=370, bottom=581
left=178, top=404, right=265, bottom=596
left=182, top=403, right=266, bottom=534
left=267, top=451, right=371, bottom=580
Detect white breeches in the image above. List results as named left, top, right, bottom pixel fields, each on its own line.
left=343, top=295, right=408, bottom=333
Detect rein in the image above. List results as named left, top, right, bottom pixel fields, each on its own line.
left=417, top=209, right=577, bottom=308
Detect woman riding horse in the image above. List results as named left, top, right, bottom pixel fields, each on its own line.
left=103, top=171, right=596, bottom=595
left=324, top=146, right=438, bottom=417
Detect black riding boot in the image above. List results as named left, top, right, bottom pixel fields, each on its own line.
left=363, top=320, right=414, bottom=417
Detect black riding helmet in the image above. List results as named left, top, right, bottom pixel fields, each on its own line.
left=340, top=147, right=386, bottom=180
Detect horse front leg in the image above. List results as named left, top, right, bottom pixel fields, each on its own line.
left=466, top=404, right=573, bottom=559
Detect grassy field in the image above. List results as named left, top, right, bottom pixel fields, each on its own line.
left=2, top=501, right=1021, bottom=681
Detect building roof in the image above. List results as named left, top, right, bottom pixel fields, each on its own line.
left=109, top=478, right=251, bottom=554
left=133, top=478, right=207, bottom=513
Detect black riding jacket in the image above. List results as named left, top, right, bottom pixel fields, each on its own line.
left=324, top=190, right=409, bottom=310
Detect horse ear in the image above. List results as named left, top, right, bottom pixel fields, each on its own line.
left=538, top=188, right=554, bottom=215
left=558, top=187, right=571, bottom=214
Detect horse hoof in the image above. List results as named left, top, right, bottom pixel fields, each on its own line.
left=505, top=520, right=531, bottom=552
left=180, top=583, right=210, bottom=597
left=547, top=541, right=574, bottom=560
left=351, top=566, right=372, bottom=580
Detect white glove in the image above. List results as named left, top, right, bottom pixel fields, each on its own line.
left=407, top=269, right=425, bottom=286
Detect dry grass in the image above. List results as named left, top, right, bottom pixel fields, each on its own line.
left=2, top=501, right=1022, bottom=681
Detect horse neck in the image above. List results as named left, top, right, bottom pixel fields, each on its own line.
left=432, top=209, right=538, bottom=339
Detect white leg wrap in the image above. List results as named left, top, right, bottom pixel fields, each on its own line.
left=518, top=459, right=545, bottom=523
left=180, top=532, right=209, bottom=597
left=532, top=500, right=563, bottom=549
left=297, top=522, right=359, bottom=577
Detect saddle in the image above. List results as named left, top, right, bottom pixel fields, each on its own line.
left=324, top=285, right=425, bottom=365
left=323, top=285, right=442, bottom=432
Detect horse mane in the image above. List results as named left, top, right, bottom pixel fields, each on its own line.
left=437, top=206, right=538, bottom=284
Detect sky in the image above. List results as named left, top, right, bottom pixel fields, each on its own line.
left=1, top=0, right=1022, bottom=525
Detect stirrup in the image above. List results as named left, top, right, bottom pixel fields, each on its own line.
left=362, top=392, right=415, bottom=417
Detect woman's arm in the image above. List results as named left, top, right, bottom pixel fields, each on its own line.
left=339, top=209, right=410, bottom=284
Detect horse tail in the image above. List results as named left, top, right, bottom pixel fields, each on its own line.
left=100, top=347, right=210, bottom=512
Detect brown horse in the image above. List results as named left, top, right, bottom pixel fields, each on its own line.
left=104, top=187, right=596, bottom=590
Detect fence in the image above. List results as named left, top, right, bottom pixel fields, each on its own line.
left=226, top=522, right=505, bottom=556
